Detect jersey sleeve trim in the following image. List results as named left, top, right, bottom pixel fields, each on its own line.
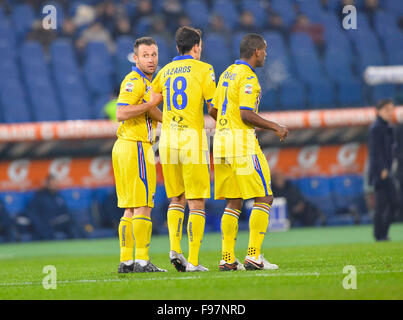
left=240, top=106, right=254, bottom=110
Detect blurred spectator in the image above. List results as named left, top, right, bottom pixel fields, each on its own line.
left=149, top=15, right=172, bottom=43
left=26, top=175, right=84, bottom=240
left=113, top=16, right=132, bottom=38
left=59, top=18, right=77, bottom=39
left=103, top=87, right=119, bottom=121
left=271, top=171, right=324, bottom=227
left=0, top=199, right=17, bottom=242
left=237, top=11, right=261, bottom=33
left=177, top=14, right=192, bottom=29
left=26, top=20, right=57, bottom=51
left=76, top=21, right=115, bottom=52
left=161, top=0, right=184, bottom=31
left=368, top=99, right=398, bottom=241
left=133, top=0, right=154, bottom=21
left=207, top=14, right=231, bottom=39
left=291, top=14, right=324, bottom=47
left=363, top=0, right=379, bottom=27
left=96, top=0, right=117, bottom=32
left=72, top=4, right=96, bottom=28
left=267, top=13, right=288, bottom=37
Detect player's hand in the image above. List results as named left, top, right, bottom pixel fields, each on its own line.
left=275, top=124, right=289, bottom=142
left=149, top=90, right=163, bottom=106
left=381, top=169, right=388, bottom=180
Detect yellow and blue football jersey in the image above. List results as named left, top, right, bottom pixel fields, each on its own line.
left=152, top=55, right=216, bottom=151
left=212, top=60, right=263, bottom=158
left=116, top=66, right=157, bottom=144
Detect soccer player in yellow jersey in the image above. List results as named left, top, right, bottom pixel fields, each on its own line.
left=210, top=34, right=289, bottom=271
left=152, top=27, right=216, bottom=272
left=112, top=37, right=166, bottom=273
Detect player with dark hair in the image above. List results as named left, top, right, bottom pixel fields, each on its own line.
left=152, top=26, right=216, bottom=272
left=209, top=33, right=289, bottom=271
left=113, top=37, right=166, bottom=273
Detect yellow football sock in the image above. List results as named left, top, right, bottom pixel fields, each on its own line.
left=221, top=208, right=241, bottom=264
left=167, top=204, right=185, bottom=254
left=247, top=202, right=270, bottom=259
left=187, top=209, right=206, bottom=266
left=118, top=217, right=134, bottom=262
left=132, top=215, right=152, bottom=261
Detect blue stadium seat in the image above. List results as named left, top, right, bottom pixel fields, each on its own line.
left=308, top=80, right=336, bottom=108
left=28, top=79, right=63, bottom=121
left=94, top=94, right=112, bottom=119
left=85, top=41, right=113, bottom=70
left=259, top=87, right=277, bottom=111
left=382, top=33, right=403, bottom=65
left=290, top=33, right=316, bottom=56
left=212, top=0, right=239, bottom=29
left=0, top=60, right=20, bottom=87
left=231, top=31, right=247, bottom=60
left=329, top=175, right=366, bottom=214
left=297, top=177, right=336, bottom=216
left=135, top=16, right=153, bottom=35
left=56, top=73, right=92, bottom=120
left=271, top=0, right=296, bottom=26
left=84, top=66, right=114, bottom=97
left=279, top=80, right=306, bottom=110
left=149, top=34, right=172, bottom=69
left=324, top=51, right=355, bottom=84
left=59, top=188, right=94, bottom=226
left=184, top=0, right=209, bottom=28
left=116, top=36, right=135, bottom=84
left=374, top=11, right=401, bottom=36
left=318, top=12, right=341, bottom=34
left=240, top=0, right=267, bottom=28
left=325, top=30, right=354, bottom=64
left=50, top=39, right=80, bottom=73
left=11, top=4, right=35, bottom=39
left=0, top=81, right=33, bottom=123
left=350, top=30, right=385, bottom=73
left=299, top=0, right=326, bottom=23
left=337, top=80, right=364, bottom=107
left=61, top=92, right=92, bottom=120
left=384, top=0, right=403, bottom=14
left=0, top=21, right=16, bottom=59
left=263, top=32, right=293, bottom=83
left=371, top=84, right=397, bottom=102
left=0, top=192, right=35, bottom=216
left=203, top=33, right=231, bottom=79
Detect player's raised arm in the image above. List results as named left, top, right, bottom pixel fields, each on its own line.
left=116, top=90, right=162, bottom=122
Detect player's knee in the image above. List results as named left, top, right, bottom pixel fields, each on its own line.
left=226, top=198, right=243, bottom=211
left=171, top=193, right=186, bottom=207
left=123, top=208, right=134, bottom=218
left=255, top=195, right=273, bottom=206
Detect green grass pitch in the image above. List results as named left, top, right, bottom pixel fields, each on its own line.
left=0, top=223, right=402, bottom=300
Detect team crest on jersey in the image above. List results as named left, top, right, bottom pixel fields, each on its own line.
left=245, top=84, right=253, bottom=94
left=125, top=82, right=134, bottom=92
left=211, top=72, right=215, bottom=82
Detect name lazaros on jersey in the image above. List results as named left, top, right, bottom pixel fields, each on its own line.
left=163, top=66, right=192, bottom=78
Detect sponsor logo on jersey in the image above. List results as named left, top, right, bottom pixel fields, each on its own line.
left=125, top=82, right=134, bottom=92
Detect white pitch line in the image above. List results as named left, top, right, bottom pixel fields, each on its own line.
left=1, top=269, right=402, bottom=288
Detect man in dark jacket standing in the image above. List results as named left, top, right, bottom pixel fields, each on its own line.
left=368, top=99, right=398, bottom=241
